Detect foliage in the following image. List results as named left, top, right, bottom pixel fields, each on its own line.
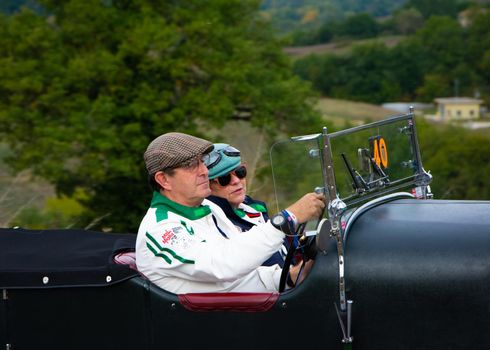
left=286, top=0, right=479, bottom=47
left=403, top=0, right=460, bottom=19
left=336, top=13, right=380, bottom=39
left=293, top=10, right=490, bottom=104
left=289, top=12, right=387, bottom=46
left=294, top=44, right=404, bottom=104
left=391, top=7, right=424, bottom=35
left=466, top=10, right=490, bottom=97
left=11, top=193, right=85, bottom=229
left=0, top=0, right=43, bottom=15
left=417, top=119, right=490, bottom=200
left=0, top=0, right=321, bottom=232
left=261, top=0, right=407, bottom=35
left=1, top=0, right=26, bottom=14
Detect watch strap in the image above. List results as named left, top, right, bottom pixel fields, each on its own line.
left=281, top=210, right=297, bottom=233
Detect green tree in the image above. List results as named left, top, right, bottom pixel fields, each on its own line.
left=294, top=43, right=401, bottom=104
left=416, top=74, right=451, bottom=102
left=337, top=13, right=380, bottom=39
left=0, top=0, right=321, bottom=232
left=418, top=120, right=490, bottom=200
left=392, top=7, right=424, bottom=35
left=387, top=40, right=426, bottom=100
left=466, top=10, right=490, bottom=103
left=408, top=16, right=465, bottom=74
left=0, top=0, right=26, bottom=14
left=404, top=0, right=459, bottom=19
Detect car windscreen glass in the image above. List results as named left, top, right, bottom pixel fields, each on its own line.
left=269, top=135, right=324, bottom=230
left=329, top=115, right=420, bottom=207
left=269, top=113, right=425, bottom=216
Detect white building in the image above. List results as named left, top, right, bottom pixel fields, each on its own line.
left=434, top=97, right=483, bottom=121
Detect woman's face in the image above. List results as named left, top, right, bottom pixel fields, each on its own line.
left=209, top=167, right=247, bottom=208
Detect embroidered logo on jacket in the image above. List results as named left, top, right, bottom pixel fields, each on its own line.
left=146, top=231, right=195, bottom=265
left=245, top=212, right=261, bottom=218
left=180, top=220, right=194, bottom=234
left=161, top=229, right=175, bottom=244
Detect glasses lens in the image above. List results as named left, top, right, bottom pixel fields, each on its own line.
left=217, top=166, right=247, bottom=186
left=205, top=152, right=221, bottom=169
left=181, top=156, right=199, bottom=169
left=234, top=165, right=247, bottom=179
left=201, top=153, right=210, bottom=164
left=223, top=145, right=240, bottom=157
left=217, top=174, right=232, bottom=186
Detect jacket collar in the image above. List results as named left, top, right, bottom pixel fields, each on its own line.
left=150, top=191, right=211, bottom=220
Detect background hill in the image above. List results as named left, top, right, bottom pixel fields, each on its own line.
left=283, top=35, right=404, bottom=58
left=260, top=0, right=407, bottom=34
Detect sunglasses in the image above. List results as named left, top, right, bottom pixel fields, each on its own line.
left=180, top=153, right=210, bottom=170
left=216, top=165, right=247, bottom=186
left=165, top=153, right=210, bottom=171
left=205, top=145, right=241, bottom=170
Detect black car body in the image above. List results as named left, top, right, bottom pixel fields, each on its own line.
left=1, top=110, right=489, bottom=350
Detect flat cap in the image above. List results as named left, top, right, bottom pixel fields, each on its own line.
left=144, top=132, right=214, bottom=175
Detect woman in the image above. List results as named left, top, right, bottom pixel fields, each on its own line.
left=205, top=143, right=289, bottom=267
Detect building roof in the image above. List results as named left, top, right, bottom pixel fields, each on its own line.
left=434, top=97, right=483, bottom=105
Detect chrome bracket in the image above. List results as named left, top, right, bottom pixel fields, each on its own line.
left=320, top=127, right=348, bottom=311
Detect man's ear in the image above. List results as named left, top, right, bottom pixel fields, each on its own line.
left=155, top=171, right=172, bottom=191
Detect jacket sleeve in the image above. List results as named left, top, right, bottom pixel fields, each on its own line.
left=138, top=208, right=285, bottom=284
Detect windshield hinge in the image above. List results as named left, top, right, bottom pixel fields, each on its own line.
left=335, top=300, right=354, bottom=347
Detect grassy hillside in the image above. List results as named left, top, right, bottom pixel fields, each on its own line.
left=317, top=97, right=401, bottom=126
left=0, top=144, right=54, bottom=227
left=260, top=0, right=407, bottom=35
left=283, top=35, right=404, bottom=58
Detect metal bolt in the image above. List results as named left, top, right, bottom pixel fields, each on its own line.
left=106, top=275, right=112, bottom=283
left=42, top=276, right=49, bottom=284
left=281, top=301, right=287, bottom=309
left=309, top=149, right=320, bottom=158
left=170, top=302, right=176, bottom=310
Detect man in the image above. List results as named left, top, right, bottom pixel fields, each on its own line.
left=136, top=132, right=325, bottom=294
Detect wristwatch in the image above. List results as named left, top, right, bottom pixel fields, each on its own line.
left=271, top=211, right=293, bottom=235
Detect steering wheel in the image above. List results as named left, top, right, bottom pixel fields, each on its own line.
left=278, top=225, right=317, bottom=292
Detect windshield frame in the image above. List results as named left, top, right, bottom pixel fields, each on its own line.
left=269, top=110, right=432, bottom=220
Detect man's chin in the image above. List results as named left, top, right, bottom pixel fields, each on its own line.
left=201, top=188, right=212, bottom=198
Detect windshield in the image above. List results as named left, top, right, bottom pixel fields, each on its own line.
left=269, top=113, right=427, bottom=219
left=269, top=135, right=324, bottom=228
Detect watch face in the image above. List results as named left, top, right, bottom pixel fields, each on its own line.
left=272, top=214, right=286, bottom=226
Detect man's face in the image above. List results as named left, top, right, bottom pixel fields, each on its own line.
left=159, top=155, right=211, bottom=207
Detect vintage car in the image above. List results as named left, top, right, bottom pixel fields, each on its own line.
left=1, top=109, right=489, bottom=350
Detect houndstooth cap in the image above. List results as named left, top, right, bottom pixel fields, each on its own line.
left=144, top=132, right=214, bottom=175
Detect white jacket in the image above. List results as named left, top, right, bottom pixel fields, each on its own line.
left=136, top=192, right=285, bottom=294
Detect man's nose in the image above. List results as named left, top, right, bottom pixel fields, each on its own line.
left=198, top=160, right=209, bottom=175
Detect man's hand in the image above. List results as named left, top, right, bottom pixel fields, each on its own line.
left=286, top=192, right=325, bottom=224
